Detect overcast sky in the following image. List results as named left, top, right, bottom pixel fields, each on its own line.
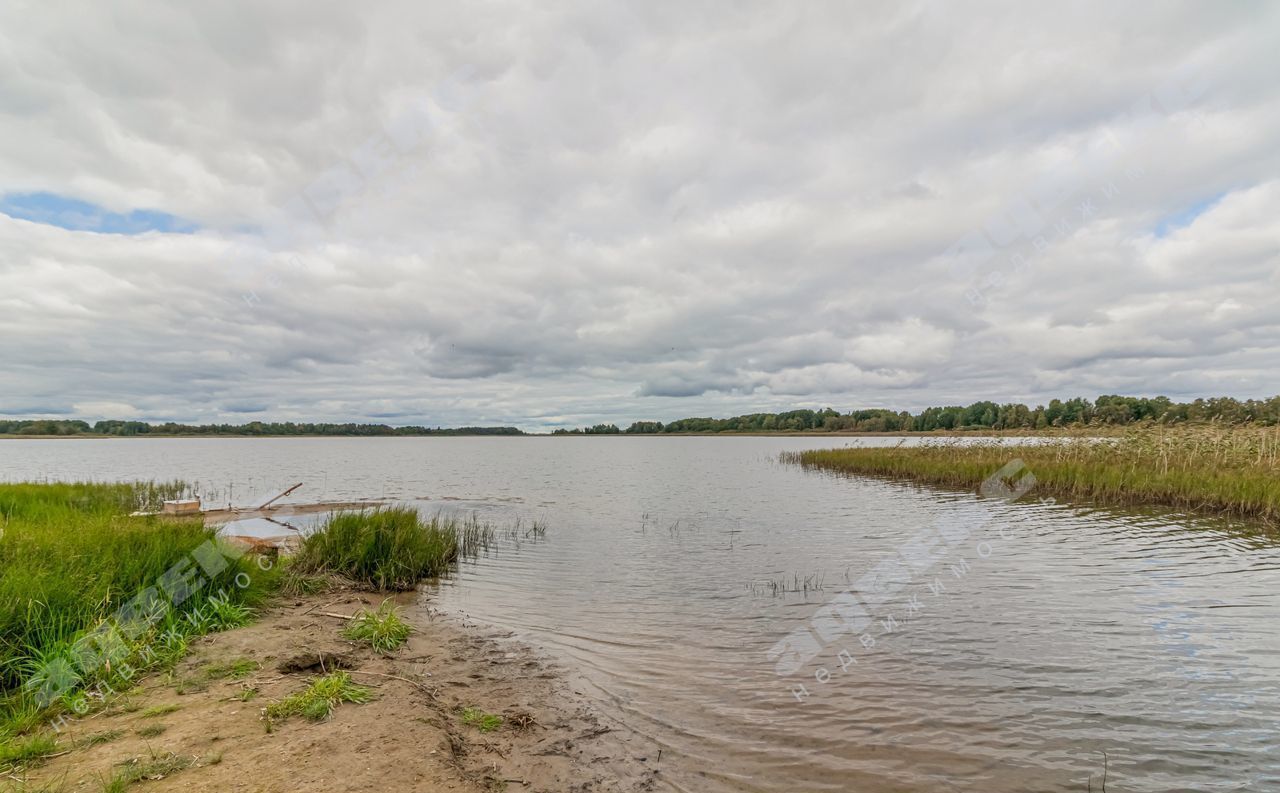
left=1, top=2, right=1277, bottom=431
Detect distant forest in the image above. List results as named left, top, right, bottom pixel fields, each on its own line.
left=6, top=395, right=1280, bottom=438
left=551, top=394, right=1280, bottom=434
left=0, top=420, right=524, bottom=437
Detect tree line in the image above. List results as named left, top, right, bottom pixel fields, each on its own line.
left=0, top=420, right=524, bottom=437
left=7, top=394, right=1279, bottom=437
left=551, top=394, right=1280, bottom=434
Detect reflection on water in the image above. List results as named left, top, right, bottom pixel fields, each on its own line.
left=2, top=437, right=1278, bottom=791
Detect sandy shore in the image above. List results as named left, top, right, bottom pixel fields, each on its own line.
left=31, top=591, right=663, bottom=792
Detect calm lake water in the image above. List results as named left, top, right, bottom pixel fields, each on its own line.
left=3, top=437, right=1278, bottom=791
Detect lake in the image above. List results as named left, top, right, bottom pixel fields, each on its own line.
left=2, top=436, right=1277, bottom=791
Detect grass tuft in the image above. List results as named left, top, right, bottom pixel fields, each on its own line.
left=0, top=732, right=58, bottom=770
left=0, top=778, right=66, bottom=793
left=139, top=704, right=179, bottom=719
left=75, top=729, right=125, bottom=748
left=100, top=777, right=128, bottom=793
left=460, top=707, right=503, bottom=733
left=176, top=657, right=258, bottom=694
left=103, top=749, right=193, bottom=788
left=263, top=671, right=370, bottom=726
left=294, top=508, right=492, bottom=590
left=202, top=658, right=258, bottom=681
left=341, top=602, right=411, bottom=654
left=277, top=569, right=333, bottom=596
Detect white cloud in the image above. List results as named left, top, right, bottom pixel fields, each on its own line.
left=1, top=1, right=1279, bottom=430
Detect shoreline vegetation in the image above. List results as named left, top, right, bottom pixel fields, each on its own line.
left=4, top=394, right=1280, bottom=439
left=0, top=421, right=524, bottom=438
left=554, top=394, right=1280, bottom=434
left=0, top=482, right=273, bottom=784
left=0, top=488, right=584, bottom=790
left=783, top=425, right=1280, bottom=524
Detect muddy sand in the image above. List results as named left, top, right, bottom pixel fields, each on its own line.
left=32, top=592, right=664, bottom=792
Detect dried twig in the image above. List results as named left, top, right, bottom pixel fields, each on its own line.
left=345, top=669, right=439, bottom=699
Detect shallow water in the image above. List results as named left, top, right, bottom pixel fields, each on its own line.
left=3, top=436, right=1278, bottom=791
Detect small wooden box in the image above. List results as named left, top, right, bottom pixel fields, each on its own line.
left=162, top=498, right=202, bottom=516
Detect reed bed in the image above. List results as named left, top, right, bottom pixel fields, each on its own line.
left=293, top=507, right=496, bottom=590
left=782, top=425, right=1280, bottom=523
left=0, top=480, right=188, bottom=522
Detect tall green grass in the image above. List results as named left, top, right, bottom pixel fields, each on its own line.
left=0, top=481, right=186, bottom=520
left=0, top=482, right=271, bottom=757
left=783, top=425, right=1280, bottom=522
left=294, top=507, right=493, bottom=590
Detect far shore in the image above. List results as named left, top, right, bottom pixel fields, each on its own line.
left=0, top=428, right=1122, bottom=440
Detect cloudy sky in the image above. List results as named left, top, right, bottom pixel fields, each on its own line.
left=1, top=2, right=1277, bottom=431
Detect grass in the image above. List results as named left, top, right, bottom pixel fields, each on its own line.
left=102, top=749, right=193, bottom=789
left=0, top=696, right=43, bottom=740
left=263, top=671, right=370, bottom=726
left=100, top=778, right=127, bottom=793
left=102, top=699, right=141, bottom=717
left=783, top=424, right=1280, bottom=522
left=176, top=657, right=259, bottom=694
left=459, top=707, right=503, bottom=733
left=202, top=658, right=257, bottom=680
left=0, top=485, right=515, bottom=780
left=293, top=507, right=494, bottom=590
left=278, top=569, right=332, bottom=596
left=341, top=602, right=411, bottom=654
left=138, top=704, right=179, bottom=719
left=0, top=780, right=65, bottom=793
left=0, top=482, right=277, bottom=763
left=75, top=729, right=124, bottom=748
left=134, top=724, right=165, bottom=738
left=0, top=732, right=58, bottom=770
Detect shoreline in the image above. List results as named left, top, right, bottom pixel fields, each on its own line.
left=0, top=428, right=1118, bottom=440
left=23, top=589, right=661, bottom=792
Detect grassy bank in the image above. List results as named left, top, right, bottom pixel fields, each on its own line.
left=0, top=490, right=506, bottom=778
left=0, top=482, right=276, bottom=773
left=783, top=425, right=1280, bottom=523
